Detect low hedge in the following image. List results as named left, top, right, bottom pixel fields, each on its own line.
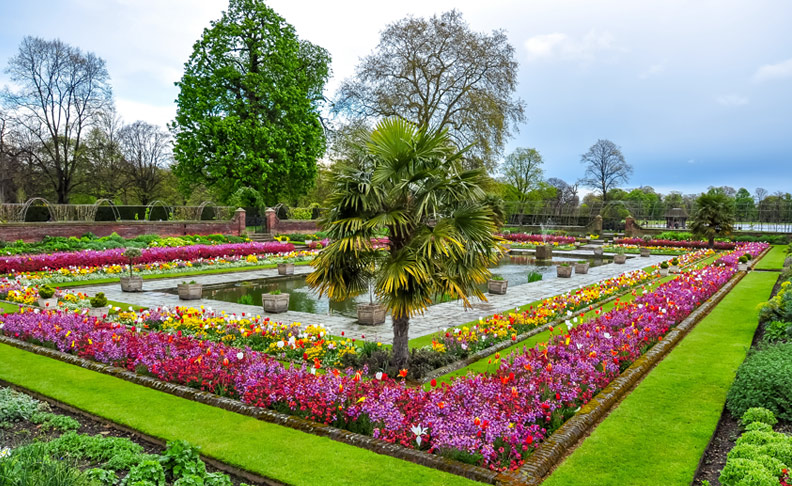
left=726, top=342, right=792, bottom=422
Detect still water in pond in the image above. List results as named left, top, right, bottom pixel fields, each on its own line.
left=203, top=255, right=610, bottom=318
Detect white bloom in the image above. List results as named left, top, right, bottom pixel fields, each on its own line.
left=0, top=447, right=11, bottom=458
left=277, top=340, right=285, bottom=348
left=410, top=424, right=428, bottom=446
left=375, top=372, right=383, bottom=380
left=237, top=352, right=244, bottom=360
left=603, top=332, right=612, bottom=339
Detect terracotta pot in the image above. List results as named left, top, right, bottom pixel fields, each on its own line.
left=488, top=279, right=508, bottom=294
left=262, top=293, right=289, bottom=313
left=120, top=275, right=143, bottom=292
left=277, top=263, right=295, bottom=275
left=556, top=265, right=573, bottom=278
left=177, top=283, right=203, bottom=300
left=357, top=303, right=387, bottom=325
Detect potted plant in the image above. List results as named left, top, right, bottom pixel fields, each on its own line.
left=557, top=262, right=573, bottom=278
left=277, top=261, right=295, bottom=275
left=659, top=261, right=670, bottom=276
left=574, top=260, right=590, bottom=274
left=640, top=236, right=652, bottom=257
left=613, top=247, right=627, bottom=264
left=89, top=292, right=109, bottom=318
left=593, top=246, right=604, bottom=257
left=177, top=280, right=202, bottom=300
left=487, top=274, right=509, bottom=294
left=357, top=251, right=388, bottom=325
left=669, top=257, right=679, bottom=273
left=262, top=289, right=289, bottom=313
left=120, top=248, right=143, bottom=292
left=535, top=244, right=553, bottom=260
left=37, top=285, right=57, bottom=309
left=738, top=255, right=749, bottom=271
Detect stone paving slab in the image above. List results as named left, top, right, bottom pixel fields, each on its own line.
left=75, top=253, right=666, bottom=344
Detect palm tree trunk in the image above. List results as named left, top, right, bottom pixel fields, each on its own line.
left=392, top=313, right=410, bottom=369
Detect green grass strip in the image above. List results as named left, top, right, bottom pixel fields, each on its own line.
left=0, top=344, right=483, bottom=486
left=542, top=270, right=777, bottom=486
left=753, top=244, right=788, bottom=270
left=0, top=302, right=21, bottom=313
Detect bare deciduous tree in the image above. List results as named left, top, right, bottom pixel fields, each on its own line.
left=579, top=139, right=632, bottom=202
left=1, top=37, right=113, bottom=203
left=118, top=121, right=172, bottom=205
left=335, top=10, right=525, bottom=171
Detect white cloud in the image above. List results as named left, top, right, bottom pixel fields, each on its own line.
left=115, top=98, right=175, bottom=129
left=523, top=30, right=623, bottom=64
left=638, top=63, right=665, bottom=79
left=752, top=58, right=792, bottom=83
left=715, top=94, right=749, bottom=107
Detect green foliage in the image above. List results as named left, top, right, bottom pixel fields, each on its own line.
left=741, top=408, right=778, bottom=428
left=30, top=411, right=81, bottom=432
left=159, top=440, right=206, bottom=481
left=526, top=271, right=543, bottom=283
left=726, top=342, right=792, bottom=421
left=660, top=261, right=669, bottom=269
left=173, top=476, right=204, bottom=486
left=656, top=231, right=694, bottom=241
left=307, top=118, right=502, bottom=368
left=227, top=186, right=265, bottom=209
left=85, top=468, right=118, bottom=486
left=236, top=295, right=254, bottom=305
left=171, top=0, right=330, bottom=205
left=0, top=387, right=48, bottom=424
left=38, top=285, right=56, bottom=299
left=287, top=206, right=315, bottom=220
left=122, top=460, right=165, bottom=486
left=763, top=320, right=792, bottom=343
left=0, top=444, right=92, bottom=486
left=90, top=292, right=108, bottom=308
left=690, top=191, right=736, bottom=247
left=759, top=282, right=792, bottom=323
left=203, top=473, right=232, bottom=486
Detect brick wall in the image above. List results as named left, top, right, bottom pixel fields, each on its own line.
left=264, top=208, right=320, bottom=234
left=0, top=209, right=246, bottom=242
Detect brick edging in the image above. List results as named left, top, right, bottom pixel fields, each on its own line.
left=0, top=336, right=500, bottom=484
left=504, top=247, right=768, bottom=486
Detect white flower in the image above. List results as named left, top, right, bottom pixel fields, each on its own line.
left=236, top=352, right=244, bottom=360
left=410, top=424, right=428, bottom=446
left=0, top=447, right=11, bottom=458
left=603, top=332, right=612, bottom=339
left=310, top=367, right=317, bottom=375
left=375, top=372, right=383, bottom=380
left=277, top=340, right=285, bottom=348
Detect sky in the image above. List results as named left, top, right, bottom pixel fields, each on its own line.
left=1, top=0, right=790, bottom=196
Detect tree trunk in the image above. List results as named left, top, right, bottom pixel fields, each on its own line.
left=392, top=313, right=410, bottom=370
left=708, top=236, right=715, bottom=249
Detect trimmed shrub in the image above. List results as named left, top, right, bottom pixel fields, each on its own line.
left=741, top=407, right=778, bottom=428
left=726, top=343, right=792, bottom=421
left=719, top=458, right=779, bottom=486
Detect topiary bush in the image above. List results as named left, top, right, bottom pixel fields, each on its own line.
left=726, top=342, right=792, bottom=421
left=741, top=408, right=779, bottom=428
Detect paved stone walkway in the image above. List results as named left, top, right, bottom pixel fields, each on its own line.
left=76, top=251, right=666, bottom=344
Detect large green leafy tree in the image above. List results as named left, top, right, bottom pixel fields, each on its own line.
left=171, top=0, right=331, bottom=205
left=690, top=190, right=735, bottom=248
left=307, top=119, right=502, bottom=368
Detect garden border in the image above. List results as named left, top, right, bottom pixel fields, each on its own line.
left=501, top=247, right=768, bottom=486
left=0, top=378, right=286, bottom=486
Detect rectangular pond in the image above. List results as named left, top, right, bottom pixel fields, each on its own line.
left=198, top=255, right=612, bottom=318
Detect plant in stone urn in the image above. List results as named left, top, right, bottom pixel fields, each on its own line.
left=89, top=292, right=109, bottom=317
left=487, top=274, right=509, bottom=295
left=574, top=260, right=590, bottom=274
left=120, top=248, right=144, bottom=292
left=557, top=262, right=573, bottom=278
left=37, top=285, right=58, bottom=308
left=613, top=246, right=627, bottom=264
left=262, top=288, right=289, bottom=313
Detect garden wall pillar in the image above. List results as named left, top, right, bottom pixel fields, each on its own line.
left=265, top=208, right=278, bottom=234
left=234, top=208, right=246, bottom=236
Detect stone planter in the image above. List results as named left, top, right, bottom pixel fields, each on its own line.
left=177, top=283, right=203, bottom=300
left=640, top=248, right=651, bottom=257
left=613, top=254, right=627, bottom=264
left=357, top=303, right=386, bottom=325
left=37, top=297, right=58, bottom=309
left=556, top=265, right=573, bottom=278
left=534, top=244, right=553, bottom=260
left=738, top=263, right=748, bottom=271
left=659, top=267, right=669, bottom=276
left=670, top=265, right=680, bottom=273
left=593, top=247, right=604, bottom=257
left=574, top=262, right=590, bottom=274
left=88, top=306, right=109, bottom=318
left=488, top=279, right=508, bottom=295
left=277, top=263, right=295, bottom=275
left=120, top=275, right=143, bottom=292
left=262, top=293, right=289, bottom=313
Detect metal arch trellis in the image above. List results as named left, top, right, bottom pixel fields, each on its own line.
left=91, top=199, right=120, bottom=222
left=20, top=197, right=55, bottom=222
left=145, top=200, right=172, bottom=221
left=197, top=201, right=217, bottom=221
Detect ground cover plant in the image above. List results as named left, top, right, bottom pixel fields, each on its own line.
left=0, top=233, right=249, bottom=257
left=615, top=237, right=736, bottom=250
left=0, top=243, right=764, bottom=472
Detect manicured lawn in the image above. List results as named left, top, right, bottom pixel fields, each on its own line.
left=0, top=302, right=21, bottom=313
left=542, top=270, right=777, bottom=486
left=753, top=244, right=788, bottom=270
left=0, top=343, right=483, bottom=486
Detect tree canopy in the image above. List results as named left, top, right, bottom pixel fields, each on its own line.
left=690, top=190, right=735, bottom=248
left=579, top=139, right=632, bottom=202
left=334, top=10, right=525, bottom=171
left=171, top=0, right=331, bottom=205
left=307, top=118, right=501, bottom=368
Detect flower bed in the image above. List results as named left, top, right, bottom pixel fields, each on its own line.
left=501, top=233, right=576, bottom=245
left=0, top=241, right=295, bottom=275
left=603, top=244, right=689, bottom=255
left=615, top=237, right=736, bottom=250
left=0, top=245, right=763, bottom=473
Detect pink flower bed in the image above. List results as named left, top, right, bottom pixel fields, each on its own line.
left=502, top=233, right=576, bottom=245
left=0, top=244, right=764, bottom=471
left=615, top=237, right=736, bottom=250
left=0, top=242, right=294, bottom=274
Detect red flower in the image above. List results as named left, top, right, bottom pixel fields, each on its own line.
left=399, top=369, right=408, bottom=378
left=430, top=378, right=437, bottom=387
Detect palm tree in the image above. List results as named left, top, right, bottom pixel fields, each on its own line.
left=306, top=118, right=502, bottom=368
left=689, top=191, right=735, bottom=248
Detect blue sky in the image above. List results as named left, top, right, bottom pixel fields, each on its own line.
left=1, top=0, right=790, bottom=196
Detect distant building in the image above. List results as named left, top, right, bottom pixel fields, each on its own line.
left=665, top=207, right=689, bottom=229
